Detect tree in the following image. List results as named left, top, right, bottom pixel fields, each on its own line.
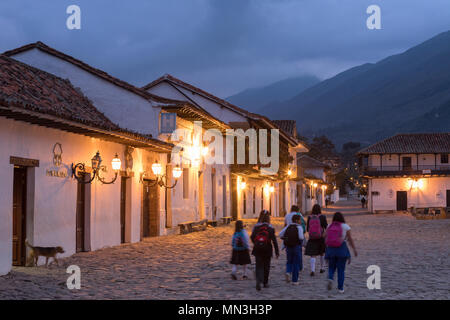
left=307, top=135, right=337, bottom=161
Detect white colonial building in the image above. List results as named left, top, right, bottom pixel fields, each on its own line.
left=358, top=133, right=450, bottom=213
left=0, top=55, right=175, bottom=275
left=143, top=75, right=308, bottom=219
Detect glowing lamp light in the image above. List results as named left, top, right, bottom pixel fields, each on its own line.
left=201, top=146, right=209, bottom=157
left=111, top=154, right=122, bottom=171
left=172, top=165, right=182, bottom=179
left=152, top=162, right=162, bottom=176
left=287, top=169, right=292, bottom=176
left=269, top=186, right=275, bottom=193
left=313, top=183, right=318, bottom=188
left=240, top=181, right=247, bottom=190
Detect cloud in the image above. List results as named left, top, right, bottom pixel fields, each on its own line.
left=1, top=0, right=450, bottom=96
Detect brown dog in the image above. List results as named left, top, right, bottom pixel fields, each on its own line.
left=25, top=239, right=65, bottom=267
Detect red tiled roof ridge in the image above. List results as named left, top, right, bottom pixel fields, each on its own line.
left=0, top=55, right=173, bottom=150
left=3, top=42, right=185, bottom=106
left=358, top=132, right=450, bottom=155
left=143, top=74, right=301, bottom=145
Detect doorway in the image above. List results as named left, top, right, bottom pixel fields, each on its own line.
left=211, top=171, right=216, bottom=221
left=12, top=166, right=27, bottom=266
left=76, top=176, right=86, bottom=252
left=120, top=177, right=128, bottom=244
left=198, top=171, right=204, bottom=220
left=396, top=191, right=408, bottom=211
left=142, top=180, right=159, bottom=238
left=231, top=175, right=238, bottom=220
left=446, top=190, right=450, bottom=208
left=402, top=157, right=412, bottom=171
left=222, top=175, right=227, bottom=218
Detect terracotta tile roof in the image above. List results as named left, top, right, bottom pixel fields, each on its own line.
left=272, top=120, right=297, bottom=138
left=0, top=55, right=173, bottom=152
left=3, top=42, right=184, bottom=106
left=143, top=74, right=301, bottom=146
left=358, top=133, right=450, bottom=155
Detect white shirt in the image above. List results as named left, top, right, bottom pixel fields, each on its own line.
left=341, top=223, right=351, bottom=242
left=285, top=211, right=304, bottom=226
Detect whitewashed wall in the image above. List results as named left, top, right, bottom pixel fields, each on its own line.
left=369, top=177, right=450, bottom=211
left=11, top=49, right=160, bottom=137
left=0, top=117, right=163, bottom=275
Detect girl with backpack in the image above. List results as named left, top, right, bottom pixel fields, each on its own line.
left=279, top=214, right=304, bottom=285
left=230, top=220, right=251, bottom=280
left=324, top=212, right=358, bottom=293
left=305, top=204, right=328, bottom=276
left=250, top=210, right=279, bottom=291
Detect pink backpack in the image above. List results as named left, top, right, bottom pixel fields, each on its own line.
left=308, top=215, right=322, bottom=240
left=325, top=222, right=343, bottom=248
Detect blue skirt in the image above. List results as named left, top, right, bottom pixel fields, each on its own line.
left=325, top=241, right=351, bottom=259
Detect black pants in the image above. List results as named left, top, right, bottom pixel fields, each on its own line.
left=255, top=255, right=271, bottom=285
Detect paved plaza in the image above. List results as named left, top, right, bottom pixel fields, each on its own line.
left=0, top=200, right=449, bottom=300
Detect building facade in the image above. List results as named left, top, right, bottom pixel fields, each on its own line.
left=0, top=56, right=174, bottom=275
left=358, top=133, right=450, bottom=213
left=143, top=74, right=308, bottom=219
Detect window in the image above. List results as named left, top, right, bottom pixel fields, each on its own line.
left=183, top=168, right=189, bottom=199
left=441, top=154, right=449, bottom=164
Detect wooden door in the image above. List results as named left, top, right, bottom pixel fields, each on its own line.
left=142, top=180, right=159, bottom=237
left=230, top=175, right=238, bottom=220
left=222, top=175, right=227, bottom=218
left=396, top=191, right=407, bottom=211
left=120, top=177, right=127, bottom=243
left=76, top=178, right=86, bottom=252
left=446, top=190, right=450, bottom=208
left=211, top=172, right=216, bottom=220
left=198, top=171, right=204, bottom=220
left=12, top=166, right=27, bottom=266
left=402, top=157, right=412, bottom=171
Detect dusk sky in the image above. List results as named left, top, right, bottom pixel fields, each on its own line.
left=1, top=0, right=450, bottom=97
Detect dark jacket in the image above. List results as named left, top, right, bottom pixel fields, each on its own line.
left=250, top=223, right=279, bottom=258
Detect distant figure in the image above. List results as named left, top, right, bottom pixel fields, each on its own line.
left=251, top=210, right=279, bottom=291
left=361, top=196, right=366, bottom=208
left=325, top=197, right=330, bottom=208
left=324, top=212, right=358, bottom=294
left=279, top=214, right=304, bottom=285
left=305, top=204, right=328, bottom=276
left=230, top=220, right=251, bottom=280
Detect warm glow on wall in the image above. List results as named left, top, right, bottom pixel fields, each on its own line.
left=408, top=179, right=424, bottom=190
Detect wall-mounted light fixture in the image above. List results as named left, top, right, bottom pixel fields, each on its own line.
left=408, top=178, right=423, bottom=190
left=141, top=161, right=182, bottom=189
left=287, top=169, right=292, bottom=176
left=72, top=151, right=121, bottom=184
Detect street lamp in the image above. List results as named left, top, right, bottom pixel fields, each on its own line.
left=72, top=151, right=121, bottom=184
left=141, top=161, right=182, bottom=189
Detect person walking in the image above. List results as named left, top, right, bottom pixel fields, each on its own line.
left=279, top=214, right=304, bottom=285
left=284, top=205, right=306, bottom=232
left=305, top=204, right=328, bottom=276
left=324, top=212, right=358, bottom=293
left=361, top=196, right=366, bottom=208
left=230, top=220, right=251, bottom=280
left=251, top=210, right=279, bottom=291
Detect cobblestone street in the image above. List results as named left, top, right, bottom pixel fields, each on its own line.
left=0, top=200, right=449, bottom=300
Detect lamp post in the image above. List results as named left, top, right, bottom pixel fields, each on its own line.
left=72, top=151, right=121, bottom=184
